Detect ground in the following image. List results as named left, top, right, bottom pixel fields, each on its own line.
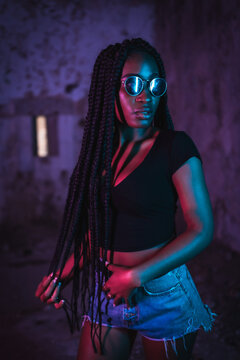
left=0, top=224, right=239, bottom=359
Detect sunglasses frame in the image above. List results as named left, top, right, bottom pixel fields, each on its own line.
left=121, top=75, right=167, bottom=97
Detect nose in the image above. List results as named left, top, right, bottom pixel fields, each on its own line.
left=136, top=83, right=152, bottom=102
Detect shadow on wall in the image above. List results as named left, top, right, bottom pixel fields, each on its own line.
left=0, top=169, right=63, bottom=254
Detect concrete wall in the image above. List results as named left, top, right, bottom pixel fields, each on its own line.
left=0, top=0, right=155, bottom=230
left=153, top=0, right=240, bottom=251
left=0, top=0, right=239, bottom=251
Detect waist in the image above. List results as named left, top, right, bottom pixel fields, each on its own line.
left=99, top=235, right=173, bottom=268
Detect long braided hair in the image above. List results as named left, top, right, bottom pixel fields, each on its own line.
left=48, top=37, right=174, bottom=354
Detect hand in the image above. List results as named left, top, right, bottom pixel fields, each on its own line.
left=102, top=262, right=141, bottom=308
left=35, top=273, right=64, bottom=310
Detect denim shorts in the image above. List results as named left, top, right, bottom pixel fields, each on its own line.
left=81, top=264, right=217, bottom=358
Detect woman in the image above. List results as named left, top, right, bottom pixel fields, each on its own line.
left=35, top=38, right=217, bottom=360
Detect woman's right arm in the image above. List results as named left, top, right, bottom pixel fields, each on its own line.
left=35, top=233, right=90, bottom=309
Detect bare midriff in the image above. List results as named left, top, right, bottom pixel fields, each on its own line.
left=98, top=239, right=170, bottom=268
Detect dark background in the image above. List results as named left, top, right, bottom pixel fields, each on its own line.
left=0, top=0, right=239, bottom=359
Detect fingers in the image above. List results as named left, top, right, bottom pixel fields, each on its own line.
left=54, top=299, right=65, bottom=309
left=46, top=281, right=62, bottom=304
left=113, top=296, right=124, bottom=307
left=126, top=300, right=132, bottom=309
left=125, top=291, right=137, bottom=309
left=35, top=273, right=53, bottom=298
left=35, top=273, right=65, bottom=310
left=40, top=277, right=58, bottom=302
left=103, top=291, right=133, bottom=309
left=42, top=273, right=54, bottom=288
left=127, top=289, right=138, bottom=308
left=102, top=283, right=110, bottom=292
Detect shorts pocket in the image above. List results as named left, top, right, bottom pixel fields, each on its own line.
left=143, top=269, right=180, bottom=296
left=175, top=267, right=203, bottom=308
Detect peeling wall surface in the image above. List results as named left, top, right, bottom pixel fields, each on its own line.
left=0, top=0, right=239, bottom=251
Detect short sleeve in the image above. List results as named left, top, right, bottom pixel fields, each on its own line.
left=170, top=131, right=202, bottom=175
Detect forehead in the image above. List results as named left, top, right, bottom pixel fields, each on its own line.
left=121, top=51, right=159, bottom=78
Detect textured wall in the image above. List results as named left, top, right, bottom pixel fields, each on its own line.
left=0, top=0, right=239, bottom=252
left=0, top=0, right=155, bottom=102
left=153, top=0, right=240, bottom=252
left=0, top=0, right=155, bottom=230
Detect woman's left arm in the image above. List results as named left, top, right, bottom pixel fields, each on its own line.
left=131, top=156, right=214, bottom=286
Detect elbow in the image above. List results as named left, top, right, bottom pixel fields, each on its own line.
left=198, top=216, right=214, bottom=248
left=188, top=214, right=214, bottom=248
left=204, top=209, right=214, bottom=245
left=202, top=223, right=214, bottom=248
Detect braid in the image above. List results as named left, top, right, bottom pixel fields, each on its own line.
left=48, top=51, right=105, bottom=276
left=48, top=37, right=174, bottom=355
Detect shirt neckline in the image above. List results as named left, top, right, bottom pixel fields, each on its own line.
left=112, top=129, right=163, bottom=190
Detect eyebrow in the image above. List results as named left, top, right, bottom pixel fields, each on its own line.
left=121, top=72, right=159, bottom=79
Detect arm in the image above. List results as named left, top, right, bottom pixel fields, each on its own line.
left=131, top=157, right=214, bottom=286
left=55, top=252, right=81, bottom=287
left=35, top=231, right=90, bottom=306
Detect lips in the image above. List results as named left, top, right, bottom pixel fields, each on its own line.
left=134, top=108, right=152, bottom=114
left=134, top=110, right=153, bottom=119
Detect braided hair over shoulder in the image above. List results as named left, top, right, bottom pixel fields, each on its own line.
left=48, top=37, right=174, bottom=355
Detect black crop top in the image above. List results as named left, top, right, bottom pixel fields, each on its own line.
left=99, top=130, right=202, bottom=252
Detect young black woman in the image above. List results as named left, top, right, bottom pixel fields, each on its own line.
left=35, top=38, right=217, bottom=360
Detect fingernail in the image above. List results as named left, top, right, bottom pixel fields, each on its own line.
left=113, top=303, right=115, bottom=307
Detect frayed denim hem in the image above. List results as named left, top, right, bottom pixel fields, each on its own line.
left=80, top=263, right=219, bottom=359
left=81, top=304, right=218, bottom=359
left=142, top=304, right=218, bottom=359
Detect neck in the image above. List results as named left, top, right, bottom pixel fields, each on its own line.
left=116, top=124, right=158, bottom=145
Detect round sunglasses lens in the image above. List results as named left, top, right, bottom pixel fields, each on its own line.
left=125, top=77, right=142, bottom=95
left=150, top=78, right=167, bottom=96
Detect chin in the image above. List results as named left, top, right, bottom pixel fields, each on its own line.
left=134, top=120, right=153, bottom=127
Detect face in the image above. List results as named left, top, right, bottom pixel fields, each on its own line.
left=114, top=51, right=161, bottom=129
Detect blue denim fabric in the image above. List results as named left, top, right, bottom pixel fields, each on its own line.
left=82, top=264, right=217, bottom=358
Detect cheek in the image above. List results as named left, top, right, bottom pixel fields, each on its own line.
left=119, top=92, right=133, bottom=113
left=115, top=93, right=135, bottom=123
left=114, top=96, right=133, bottom=123
left=120, top=94, right=135, bottom=120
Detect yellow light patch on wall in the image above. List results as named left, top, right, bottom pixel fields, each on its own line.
left=36, top=115, right=49, bottom=157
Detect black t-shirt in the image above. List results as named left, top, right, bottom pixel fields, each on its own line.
left=100, top=129, right=202, bottom=252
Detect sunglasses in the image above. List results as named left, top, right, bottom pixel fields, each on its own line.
left=121, top=75, right=167, bottom=97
